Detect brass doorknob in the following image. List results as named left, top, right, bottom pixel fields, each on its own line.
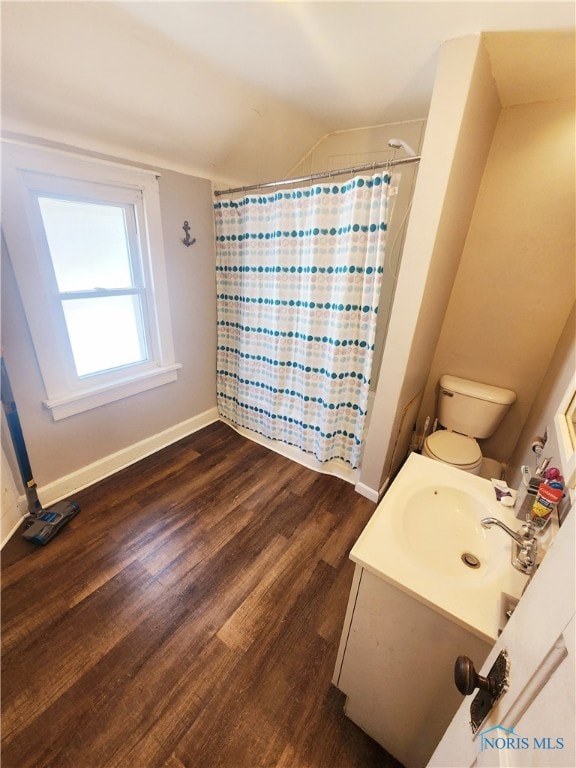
left=454, top=655, right=498, bottom=696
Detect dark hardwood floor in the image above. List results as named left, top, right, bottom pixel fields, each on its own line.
left=1, top=421, right=403, bottom=768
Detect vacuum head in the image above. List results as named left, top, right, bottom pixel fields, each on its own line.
left=22, top=501, right=80, bottom=545
left=2, top=356, right=81, bottom=547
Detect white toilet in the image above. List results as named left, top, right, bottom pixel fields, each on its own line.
left=422, top=374, right=516, bottom=475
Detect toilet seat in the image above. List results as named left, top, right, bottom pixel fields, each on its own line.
left=423, top=430, right=482, bottom=471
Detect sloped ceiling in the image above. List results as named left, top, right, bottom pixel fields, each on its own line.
left=1, top=1, right=574, bottom=187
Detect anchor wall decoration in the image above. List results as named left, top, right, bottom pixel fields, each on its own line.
left=182, top=221, right=196, bottom=247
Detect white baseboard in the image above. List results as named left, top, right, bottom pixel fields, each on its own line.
left=354, top=481, right=380, bottom=503
left=0, top=498, right=29, bottom=549
left=354, top=476, right=390, bottom=504
left=37, top=407, right=219, bottom=506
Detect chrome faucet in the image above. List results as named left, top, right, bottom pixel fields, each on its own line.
left=481, top=517, right=538, bottom=575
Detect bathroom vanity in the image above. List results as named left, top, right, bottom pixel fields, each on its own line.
left=333, top=453, right=529, bottom=768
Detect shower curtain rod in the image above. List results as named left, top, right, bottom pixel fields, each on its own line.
left=213, top=154, right=420, bottom=197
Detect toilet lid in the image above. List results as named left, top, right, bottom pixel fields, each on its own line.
left=425, top=430, right=481, bottom=466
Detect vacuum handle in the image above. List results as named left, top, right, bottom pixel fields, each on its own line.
left=1, top=356, right=42, bottom=514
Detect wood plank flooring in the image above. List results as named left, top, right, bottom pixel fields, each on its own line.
left=1, top=422, right=403, bottom=768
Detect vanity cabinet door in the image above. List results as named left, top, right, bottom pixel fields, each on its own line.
left=429, top=510, right=575, bottom=768
left=333, top=566, right=492, bottom=768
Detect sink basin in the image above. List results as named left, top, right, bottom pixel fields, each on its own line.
left=349, top=453, right=529, bottom=641
left=399, top=485, right=500, bottom=578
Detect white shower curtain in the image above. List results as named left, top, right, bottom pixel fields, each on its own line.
left=214, top=172, right=391, bottom=468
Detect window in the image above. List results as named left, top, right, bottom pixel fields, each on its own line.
left=2, top=143, right=180, bottom=420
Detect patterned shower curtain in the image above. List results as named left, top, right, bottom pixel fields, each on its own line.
left=214, top=172, right=391, bottom=468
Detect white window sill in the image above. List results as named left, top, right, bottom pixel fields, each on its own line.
left=42, top=363, right=182, bottom=421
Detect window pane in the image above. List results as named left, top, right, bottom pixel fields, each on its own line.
left=38, top=197, right=134, bottom=292
left=62, top=295, right=147, bottom=377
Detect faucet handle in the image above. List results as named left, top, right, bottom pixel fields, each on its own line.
left=514, top=528, right=538, bottom=573
left=519, top=520, right=537, bottom=538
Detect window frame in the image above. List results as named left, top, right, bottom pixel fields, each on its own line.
left=2, top=142, right=181, bottom=420
left=30, top=181, right=152, bottom=382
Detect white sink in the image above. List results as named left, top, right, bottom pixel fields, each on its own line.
left=399, top=485, right=506, bottom=579
left=350, top=453, right=529, bottom=642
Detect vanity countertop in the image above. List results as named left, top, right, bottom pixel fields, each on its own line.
left=351, top=453, right=530, bottom=642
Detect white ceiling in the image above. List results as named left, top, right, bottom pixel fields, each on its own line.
left=2, top=1, right=574, bottom=186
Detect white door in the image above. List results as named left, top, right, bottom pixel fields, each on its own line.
left=429, top=507, right=575, bottom=768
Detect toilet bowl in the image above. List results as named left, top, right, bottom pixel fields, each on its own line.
left=422, top=429, right=483, bottom=475
left=421, top=374, right=516, bottom=476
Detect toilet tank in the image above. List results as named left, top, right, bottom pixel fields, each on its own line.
left=437, top=375, right=516, bottom=439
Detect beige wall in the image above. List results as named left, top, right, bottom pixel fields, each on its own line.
left=420, top=96, right=575, bottom=464
left=359, top=32, right=575, bottom=498
left=1, top=442, right=25, bottom=543
left=507, top=303, right=575, bottom=489
left=1, top=158, right=217, bottom=496
left=359, top=35, right=501, bottom=497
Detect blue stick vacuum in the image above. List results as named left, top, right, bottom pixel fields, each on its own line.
left=1, top=356, right=80, bottom=545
